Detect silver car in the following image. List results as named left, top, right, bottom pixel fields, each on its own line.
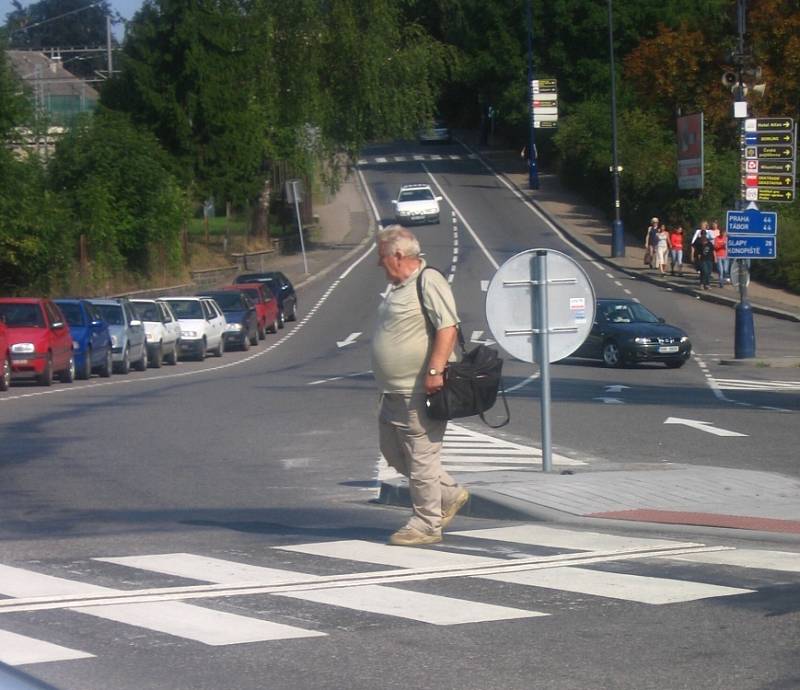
left=89, top=299, right=147, bottom=374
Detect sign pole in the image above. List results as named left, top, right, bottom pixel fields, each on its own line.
left=290, top=180, right=309, bottom=274
left=532, top=250, right=552, bottom=472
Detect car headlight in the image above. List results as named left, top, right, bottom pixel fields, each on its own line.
left=397, top=209, right=410, bottom=216
left=426, top=207, right=438, bottom=214
left=634, top=337, right=649, bottom=344
left=181, top=329, right=198, bottom=338
left=11, top=342, right=35, bottom=354
left=680, top=336, right=689, bottom=343
left=146, top=332, right=157, bottom=342
left=226, top=323, right=242, bottom=332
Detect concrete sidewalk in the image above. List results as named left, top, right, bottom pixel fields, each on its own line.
left=245, top=146, right=799, bottom=543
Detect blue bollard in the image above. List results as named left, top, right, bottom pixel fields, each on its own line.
left=734, top=301, right=756, bottom=358
left=611, top=219, right=626, bottom=258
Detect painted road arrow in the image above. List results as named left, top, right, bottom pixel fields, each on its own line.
left=604, top=385, right=631, bottom=393
left=336, top=332, right=362, bottom=348
left=664, top=417, right=747, bottom=437
left=593, top=397, right=624, bottom=404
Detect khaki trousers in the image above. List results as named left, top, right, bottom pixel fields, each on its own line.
left=379, top=393, right=461, bottom=532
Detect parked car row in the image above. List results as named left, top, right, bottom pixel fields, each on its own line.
left=0, top=272, right=298, bottom=390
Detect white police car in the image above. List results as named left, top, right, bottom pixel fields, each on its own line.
left=391, top=183, right=442, bottom=225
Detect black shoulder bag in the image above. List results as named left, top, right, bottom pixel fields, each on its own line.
left=417, top=268, right=510, bottom=428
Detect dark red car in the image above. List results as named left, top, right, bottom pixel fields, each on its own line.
left=221, top=283, right=280, bottom=337
left=0, top=298, right=75, bottom=386
left=0, top=318, right=10, bottom=391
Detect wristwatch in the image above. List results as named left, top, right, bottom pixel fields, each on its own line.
left=428, top=367, right=440, bottom=376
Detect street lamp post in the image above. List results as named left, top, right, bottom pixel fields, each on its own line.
left=527, top=0, right=540, bottom=190
left=608, top=0, right=625, bottom=257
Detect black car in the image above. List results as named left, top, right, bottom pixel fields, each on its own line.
left=573, top=298, right=692, bottom=368
left=198, top=290, right=259, bottom=351
left=233, top=272, right=297, bottom=327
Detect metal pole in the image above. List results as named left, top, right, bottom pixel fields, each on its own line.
left=106, top=15, right=113, bottom=76
left=291, top=180, right=309, bottom=274
left=526, top=0, right=540, bottom=190
left=532, top=250, right=552, bottom=472
left=608, top=0, right=625, bottom=257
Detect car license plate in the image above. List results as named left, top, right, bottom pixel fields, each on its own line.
left=658, top=346, right=679, bottom=353
left=15, top=359, right=29, bottom=364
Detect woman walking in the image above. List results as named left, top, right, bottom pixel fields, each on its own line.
left=669, top=225, right=685, bottom=276
left=714, top=226, right=729, bottom=287
left=655, top=223, right=670, bottom=275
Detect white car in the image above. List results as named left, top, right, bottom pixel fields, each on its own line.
left=161, top=296, right=226, bottom=361
left=130, top=299, right=182, bottom=367
left=391, top=183, right=442, bottom=225
left=418, top=119, right=452, bottom=144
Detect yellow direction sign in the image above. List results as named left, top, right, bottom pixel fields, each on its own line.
left=745, top=146, right=794, bottom=160
left=754, top=188, right=795, bottom=202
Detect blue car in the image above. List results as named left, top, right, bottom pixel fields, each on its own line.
left=198, top=290, right=258, bottom=351
left=54, top=299, right=114, bottom=379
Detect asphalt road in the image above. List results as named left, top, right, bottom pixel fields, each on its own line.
left=0, top=139, right=798, bottom=690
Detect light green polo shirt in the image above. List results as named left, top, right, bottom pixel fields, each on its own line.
left=371, top=260, right=460, bottom=395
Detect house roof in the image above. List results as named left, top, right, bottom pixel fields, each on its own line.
left=6, top=50, right=99, bottom=100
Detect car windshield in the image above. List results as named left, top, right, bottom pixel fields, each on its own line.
left=240, top=288, right=261, bottom=302
left=206, top=293, right=245, bottom=310
left=601, top=302, right=659, bottom=324
left=0, top=303, right=44, bottom=327
left=131, top=302, right=160, bottom=321
left=399, top=189, right=433, bottom=202
left=93, top=304, right=125, bottom=325
left=56, top=302, right=85, bottom=326
left=166, top=300, right=203, bottom=319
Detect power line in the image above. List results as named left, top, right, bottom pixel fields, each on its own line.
left=7, top=1, right=106, bottom=36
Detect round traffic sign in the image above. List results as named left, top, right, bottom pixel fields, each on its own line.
left=485, top=249, right=595, bottom=363
left=729, top=259, right=751, bottom=287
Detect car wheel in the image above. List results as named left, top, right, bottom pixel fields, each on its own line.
left=79, top=349, right=92, bottom=380
left=215, top=337, right=225, bottom=357
left=602, top=341, right=623, bottom=368
left=268, top=317, right=278, bottom=334
left=197, top=339, right=207, bottom=361
left=59, top=356, right=76, bottom=383
left=134, top=345, right=148, bottom=372
left=151, top=344, right=163, bottom=368
left=277, top=310, right=285, bottom=329
left=249, top=328, right=258, bottom=346
left=99, top=348, right=112, bottom=378
left=116, top=347, right=130, bottom=375
left=666, top=359, right=685, bottom=369
left=242, top=334, right=250, bottom=351
left=1, top=355, right=10, bottom=391
left=167, top=342, right=178, bottom=365
left=38, top=354, right=53, bottom=386
left=258, top=325, right=266, bottom=340
left=287, top=301, right=297, bottom=322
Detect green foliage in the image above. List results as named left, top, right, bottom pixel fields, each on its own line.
left=0, top=34, right=30, bottom=136
left=48, top=109, right=186, bottom=285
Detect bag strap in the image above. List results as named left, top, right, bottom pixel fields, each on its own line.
left=415, top=266, right=466, bottom=355
left=417, top=267, right=510, bottom=429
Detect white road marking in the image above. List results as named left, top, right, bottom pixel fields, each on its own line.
left=307, top=370, right=372, bottom=386
left=275, top=583, right=544, bottom=625
left=663, top=549, right=800, bottom=573
left=604, top=385, right=630, bottom=393
left=593, top=397, right=624, bottom=404
left=504, top=373, right=539, bottom=392
left=480, top=566, right=752, bottom=604
left=664, top=416, right=748, bottom=437
left=714, top=378, right=800, bottom=391
left=375, top=156, right=387, bottom=163
left=0, top=630, right=94, bottom=666
left=335, top=332, right=361, bottom=348
left=470, top=330, right=495, bottom=345
left=481, top=280, right=490, bottom=292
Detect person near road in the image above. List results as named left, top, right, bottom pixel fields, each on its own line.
left=644, top=217, right=659, bottom=268
left=691, top=220, right=710, bottom=270
left=371, top=225, right=470, bottom=546
left=655, top=223, right=670, bottom=275
left=694, top=233, right=715, bottom=290
left=669, top=225, right=685, bottom=276
left=714, top=226, right=729, bottom=287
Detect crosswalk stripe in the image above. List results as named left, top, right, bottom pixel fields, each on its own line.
left=277, top=540, right=500, bottom=569
left=444, top=464, right=536, bottom=473
left=662, top=549, right=800, bottom=573
left=480, top=566, right=752, bottom=604
left=714, top=378, right=800, bottom=390
left=97, top=553, right=319, bottom=585
left=275, top=583, right=544, bottom=625
left=450, top=525, right=699, bottom=552
left=0, top=563, right=323, bottom=645
left=0, top=629, right=94, bottom=666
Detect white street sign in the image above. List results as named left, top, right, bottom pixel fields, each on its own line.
left=663, top=417, right=747, bottom=437
left=532, top=106, right=558, bottom=116
left=336, top=332, right=362, bottom=348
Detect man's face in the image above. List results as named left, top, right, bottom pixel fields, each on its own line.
left=378, top=242, right=404, bottom=284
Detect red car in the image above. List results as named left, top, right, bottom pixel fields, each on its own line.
left=221, top=283, right=280, bottom=337
left=0, top=318, right=10, bottom=391
left=0, top=298, right=75, bottom=386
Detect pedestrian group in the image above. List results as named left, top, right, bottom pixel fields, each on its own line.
left=645, top=216, right=730, bottom=289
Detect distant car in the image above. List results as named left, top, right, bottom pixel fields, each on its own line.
left=198, top=290, right=258, bottom=351
left=573, top=298, right=692, bottom=368
left=391, top=183, right=442, bottom=225
left=220, top=283, right=280, bottom=337
left=54, top=299, right=113, bottom=379
left=89, top=298, right=148, bottom=374
left=0, top=298, right=75, bottom=386
left=418, top=118, right=452, bottom=144
left=130, top=299, right=181, bottom=367
left=162, top=296, right=226, bottom=360
left=0, top=318, right=10, bottom=391
left=233, top=272, right=297, bottom=327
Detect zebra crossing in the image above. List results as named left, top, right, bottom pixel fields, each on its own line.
left=1, top=525, right=798, bottom=667
left=357, top=153, right=477, bottom=166
left=713, top=377, right=800, bottom=392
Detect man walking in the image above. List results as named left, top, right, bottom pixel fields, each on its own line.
left=372, top=226, right=469, bottom=546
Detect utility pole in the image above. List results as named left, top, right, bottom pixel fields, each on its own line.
left=608, top=0, right=625, bottom=257
left=106, top=14, right=113, bottom=77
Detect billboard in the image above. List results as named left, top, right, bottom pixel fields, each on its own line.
left=677, top=113, right=704, bottom=190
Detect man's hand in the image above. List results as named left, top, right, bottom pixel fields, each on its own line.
left=425, top=372, right=445, bottom=396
